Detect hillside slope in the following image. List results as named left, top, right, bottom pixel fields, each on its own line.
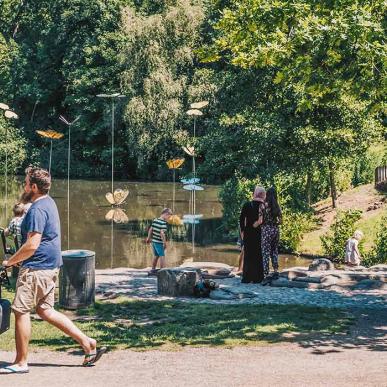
left=300, top=184, right=386, bottom=255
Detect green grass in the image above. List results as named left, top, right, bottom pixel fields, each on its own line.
left=1, top=287, right=353, bottom=352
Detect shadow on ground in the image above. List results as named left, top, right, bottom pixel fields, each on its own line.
left=26, top=299, right=386, bottom=354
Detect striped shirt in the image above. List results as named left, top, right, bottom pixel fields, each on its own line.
left=7, top=216, right=23, bottom=246
left=151, top=218, right=168, bottom=243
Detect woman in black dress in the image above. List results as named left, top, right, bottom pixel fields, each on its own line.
left=239, top=186, right=266, bottom=283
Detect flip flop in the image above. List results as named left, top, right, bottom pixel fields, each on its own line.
left=83, top=347, right=107, bottom=367
left=0, top=364, right=29, bottom=374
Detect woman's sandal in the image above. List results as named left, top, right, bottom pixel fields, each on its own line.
left=82, top=347, right=107, bottom=367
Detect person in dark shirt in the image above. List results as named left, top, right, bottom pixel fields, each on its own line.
left=239, top=186, right=266, bottom=283
left=1, top=167, right=105, bottom=374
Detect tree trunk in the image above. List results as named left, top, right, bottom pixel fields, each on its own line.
left=329, top=162, right=337, bottom=208
left=306, top=170, right=312, bottom=207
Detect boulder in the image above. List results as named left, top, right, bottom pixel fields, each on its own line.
left=179, top=261, right=233, bottom=270
left=308, top=258, right=334, bottom=271
left=353, top=279, right=387, bottom=290
left=271, top=278, right=309, bottom=288
left=209, top=289, right=237, bottom=300
left=369, top=264, right=387, bottom=272
left=157, top=268, right=200, bottom=297
left=280, top=269, right=308, bottom=280
left=293, top=276, right=322, bottom=284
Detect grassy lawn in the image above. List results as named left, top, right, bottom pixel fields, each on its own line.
left=1, top=287, right=353, bottom=352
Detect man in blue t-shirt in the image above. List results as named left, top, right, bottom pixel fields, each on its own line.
left=1, top=167, right=105, bottom=374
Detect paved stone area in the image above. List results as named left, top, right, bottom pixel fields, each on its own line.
left=96, top=268, right=387, bottom=309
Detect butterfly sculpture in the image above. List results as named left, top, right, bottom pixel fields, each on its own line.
left=105, top=188, right=129, bottom=206
left=166, top=158, right=185, bottom=169
left=182, top=146, right=195, bottom=157
left=36, top=129, right=64, bottom=140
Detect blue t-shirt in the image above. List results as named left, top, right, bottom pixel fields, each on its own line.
left=21, top=196, right=62, bottom=269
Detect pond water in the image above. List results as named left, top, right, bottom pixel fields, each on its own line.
left=0, top=178, right=310, bottom=270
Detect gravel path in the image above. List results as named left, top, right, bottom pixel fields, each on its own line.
left=96, top=268, right=387, bottom=310
left=1, top=342, right=386, bottom=387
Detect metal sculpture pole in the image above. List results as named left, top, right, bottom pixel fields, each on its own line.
left=59, top=115, right=80, bottom=250
left=1, top=103, right=18, bottom=220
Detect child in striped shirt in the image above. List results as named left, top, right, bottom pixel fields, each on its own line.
left=146, top=208, right=172, bottom=274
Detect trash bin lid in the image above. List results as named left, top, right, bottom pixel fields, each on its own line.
left=61, top=249, right=95, bottom=258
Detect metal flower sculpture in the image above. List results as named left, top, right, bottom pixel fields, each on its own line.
left=1, top=102, right=18, bottom=219
left=190, top=101, right=209, bottom=110
left=166, top=158, right=185, bottom=212
left=184, top=101, right=209, bottom=253
left=167, top=214, right=184, bottom=226
left=36, top=130, right=64, bottom=174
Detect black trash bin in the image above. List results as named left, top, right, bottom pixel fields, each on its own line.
left=59, top=250, right=95, bottom=310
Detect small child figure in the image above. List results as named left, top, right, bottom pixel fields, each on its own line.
left=345, top=230, right=364, bottom=266
left=146, top=208, right=172, bottom=274
left=4, top=203, right=25, bottom=246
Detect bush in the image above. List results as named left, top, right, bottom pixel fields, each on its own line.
left=219, top=174, right=261, bottom=233
left=321, top=210, right=363, bottom=261
left=363, top=217, right=387, bottom=266
left=280, top=209, right=312, bottom=252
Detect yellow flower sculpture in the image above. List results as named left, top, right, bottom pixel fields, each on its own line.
left=166, top=158, right=185, bottom=170
left=167, top=215, right=184, bottom=226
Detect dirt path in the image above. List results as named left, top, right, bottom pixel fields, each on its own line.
left=1, top=309, right=386, bottom=387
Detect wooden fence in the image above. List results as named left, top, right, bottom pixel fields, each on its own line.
left=375, top=166, right=387, bottom=189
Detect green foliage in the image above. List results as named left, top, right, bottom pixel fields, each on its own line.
left=321, top=210, right=363, bottom=261
left=280, top=209, right=312, bottom=253
left=219, top=174, right=260, bottom=232
left=0, top=116, right=27, bottom=174
left=120, top=1, right=205, bottom=177
left=363, top=217, right=387, bottom=266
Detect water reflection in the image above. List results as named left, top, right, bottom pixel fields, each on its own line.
left=0, top=177, right=310, bottom=270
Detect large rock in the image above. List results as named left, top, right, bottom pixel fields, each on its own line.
left=353, top=279, right=387, bottom=290
left=157, top=268, right=200, bottom=297
left=369, top=264, right=387, bottom=272
left=308, top=258, right=334, bottom=271
left=209, top=289, right=237, bottom=300
left=280, top=269, right=308, bottom=280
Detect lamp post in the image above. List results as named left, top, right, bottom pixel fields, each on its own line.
left=96, top=93, right=126, bottom=195
left=1, top=103, right=19, bottom=220
left=59, top=115, right=80, bottom=250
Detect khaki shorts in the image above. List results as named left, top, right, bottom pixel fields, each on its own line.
left=12, top=267, right=59, bottom=314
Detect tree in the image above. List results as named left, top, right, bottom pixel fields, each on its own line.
left=201, top=0, right=385, bottom=207
left=120, top=1, right=205, bottom=177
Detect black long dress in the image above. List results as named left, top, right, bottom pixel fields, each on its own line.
left=239, top=200, right=265, bottom=283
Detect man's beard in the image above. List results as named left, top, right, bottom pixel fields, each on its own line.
left=22, top=190, right=34, bottom=202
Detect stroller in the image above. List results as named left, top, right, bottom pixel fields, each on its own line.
left=0, top=266, right=11, bottom=335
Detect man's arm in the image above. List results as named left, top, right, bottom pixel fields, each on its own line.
left=3, top=232, right=42, bottom=267
left=160, top=229, right=167, bottom=248
left=146, top=226, right=153, bottom=243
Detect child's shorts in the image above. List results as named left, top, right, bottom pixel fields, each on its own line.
left=152, top=242, right=165, bottom=257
